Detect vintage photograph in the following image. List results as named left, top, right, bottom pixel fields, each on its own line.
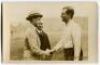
left=2, top=2, right=98, bottom=62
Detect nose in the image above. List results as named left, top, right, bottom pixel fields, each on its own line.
left=61, top=13, right=66, bottom=17
left=38, top=22, right=43, bottom=27
left=40, top=22, right=43, bottom=26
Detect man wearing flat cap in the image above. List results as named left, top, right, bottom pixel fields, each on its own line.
left=23, top=12, right=51, bottom=60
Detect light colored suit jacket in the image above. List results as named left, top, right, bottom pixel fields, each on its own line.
left=23, top=24, right=44, bottom=60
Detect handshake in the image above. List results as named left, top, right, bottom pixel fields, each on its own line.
left=41, top=49, right=55, bottom=56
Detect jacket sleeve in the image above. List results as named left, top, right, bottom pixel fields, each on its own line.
left=26, top=30, right=44, bottom=55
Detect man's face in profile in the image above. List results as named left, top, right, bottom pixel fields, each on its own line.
left=31, top=17, right=43, bottom=30
left=61, top=9, right=70, bottom=23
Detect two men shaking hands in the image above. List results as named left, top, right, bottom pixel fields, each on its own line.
left=24, top=6, right=83, bottom=61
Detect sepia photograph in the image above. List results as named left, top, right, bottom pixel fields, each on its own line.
left=2, top=2, right=98, bottom=62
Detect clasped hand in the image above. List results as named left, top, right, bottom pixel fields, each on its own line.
left=41, top=49, right=54, bottom=56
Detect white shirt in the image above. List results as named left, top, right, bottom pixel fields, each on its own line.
left=53, top=20, right=82, bottom=60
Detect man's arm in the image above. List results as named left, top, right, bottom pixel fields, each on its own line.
left=52, top=40, right=64, bottom=52
left=72, top=26, right=82, bottom=61
left=50, top=29, right=68, bottom=53
left=27, top=31, right=44, bottom=55
left=51, top=34, right=67, bottom=53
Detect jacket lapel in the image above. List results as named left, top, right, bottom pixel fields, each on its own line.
left=34, top=29, right=41, bottom=48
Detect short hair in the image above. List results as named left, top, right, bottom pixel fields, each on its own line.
left=63, top=6, right=74, bottom=19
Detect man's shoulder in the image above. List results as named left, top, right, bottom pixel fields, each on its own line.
left=71, top=20, right=81, bottom=31
left=25, top=26, right=36, bottom=36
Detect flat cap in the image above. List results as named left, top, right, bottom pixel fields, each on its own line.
left=26, top=11, right=43, bottom=21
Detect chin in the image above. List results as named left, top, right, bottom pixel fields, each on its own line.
left=38, top=28, right=43, bottom=30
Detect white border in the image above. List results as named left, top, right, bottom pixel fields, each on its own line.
left=0, top=0, right=100, bottom=65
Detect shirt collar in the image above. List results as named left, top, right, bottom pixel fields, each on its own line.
left=29, top=23, right=43, bottom=34
left=65, top=19, right=73, bottom=26
left=35, top=28, right=43, bottom=34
